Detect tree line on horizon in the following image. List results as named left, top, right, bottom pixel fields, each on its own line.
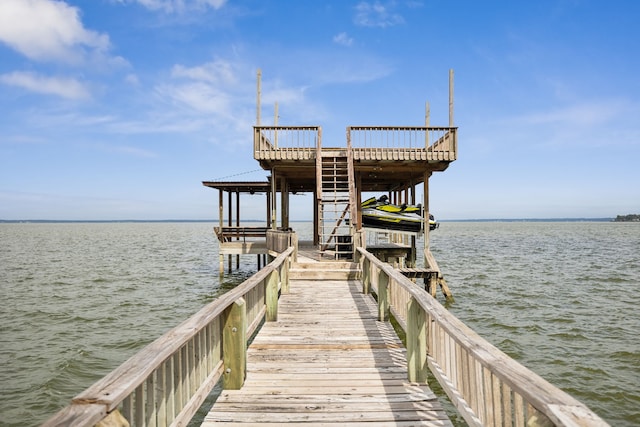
left=614, top=214, right=640, bottom=222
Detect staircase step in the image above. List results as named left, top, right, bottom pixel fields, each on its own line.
left=290, top=262, right=360, bottom=280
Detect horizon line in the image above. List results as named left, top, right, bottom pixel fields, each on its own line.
left=0, top=217, right=620, bottom=224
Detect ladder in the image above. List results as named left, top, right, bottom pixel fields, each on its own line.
left=316, top=148, right=357, bottom=259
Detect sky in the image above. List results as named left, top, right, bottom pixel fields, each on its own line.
left=1, top=0, right=638, bottom=221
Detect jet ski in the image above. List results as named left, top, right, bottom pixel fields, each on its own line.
left=361, top=196, right=438, bottom=233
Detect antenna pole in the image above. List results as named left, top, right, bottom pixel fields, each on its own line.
left=449, top=69, right=454, bottom=126
left=256, top=69, right=262, bottom=126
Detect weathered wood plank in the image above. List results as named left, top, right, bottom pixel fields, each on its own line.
left=205, top=409, right=450, bottom=423
left=203, top=264, right=452, bottom=425
left=204, top=421, right=451, bottom=427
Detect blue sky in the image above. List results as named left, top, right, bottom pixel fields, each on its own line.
left=1, top=0, right=638, bottom=220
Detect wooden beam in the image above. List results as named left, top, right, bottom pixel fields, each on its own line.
left=449, top=69, right=454, bottom=126
left=280, top=177, right=288, bottom=229
left=423, top=172, right=430, bottom=253
left=236, top=191, right=240, bottom=269
left=270, top=169, right=277, bottom=229
left=315, top=136, right=323, bottom=245
left=256, top=69, right=261, bottom=125
left=219, top=189, right=224, bottom=274
left=313, top=187, right=318, bottom=246
left=266, top=189, right=271, bottom=227
left=356, top=172, right=362, bottom=231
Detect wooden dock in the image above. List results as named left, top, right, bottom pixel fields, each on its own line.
left=42, top=244, right=610, bottom=427
left=202, top=261, right=453, bottom=426
left=42, top=71, right=609, bottom=427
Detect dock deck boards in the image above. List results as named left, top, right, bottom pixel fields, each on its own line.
left=202, top=271, right=453, bottom=426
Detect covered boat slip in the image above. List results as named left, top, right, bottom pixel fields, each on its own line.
left=203, top=70, right=459, bottom=265
left=204, top=124, right=458, bottom=265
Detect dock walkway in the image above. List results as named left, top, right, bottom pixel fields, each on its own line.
left=202, top=262, right=452, bottom=426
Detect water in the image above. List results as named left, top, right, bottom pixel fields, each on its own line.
left=430, top=222, right=640, bottom=426
left=1, top=221, right=638, bottom=426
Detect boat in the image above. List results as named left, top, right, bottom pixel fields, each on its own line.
left=361, top=196, right=438, bottom=233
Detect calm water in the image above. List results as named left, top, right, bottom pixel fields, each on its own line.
left=1, top=221, right=638, bottom=426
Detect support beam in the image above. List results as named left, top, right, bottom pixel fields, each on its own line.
left=270, top=169, right=277, bottom=230
left=219, top=189, right=224, bottom=274
left=423, top=172, right=431, bottom=254
left=228, top=191, right=232, bottom=273
left=313, top=188, right=319, bottom=246
left=280, top=178, right=289, bottom=229
left=356, top=172, right=363, bottom=231
left=266, top=189, right=271, bottom=228
left=236, top=191, right=240, bottom=269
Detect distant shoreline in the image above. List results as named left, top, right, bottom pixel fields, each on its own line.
left=0, top=218, right=618, bottom=224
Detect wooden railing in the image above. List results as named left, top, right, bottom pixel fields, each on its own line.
left=266, top=229, right=298, bottom=260
left=357, top=247, right=609, bottom=427
left=42, top=246, right=295, bottom=427
left=214, top=226, right=269, bottom=242
left=253, top=126, right=320, bottom=160
left=348, top=126, right=457, bottom=161
left=253, top=126, right=457, bottom=162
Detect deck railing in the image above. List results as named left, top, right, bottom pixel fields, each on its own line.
left=253, top=125, right=320, bottom=160
left=357, top=247, right=609, bottom=427
left=348, top=126, right=457, bottom=161
left=253, top=125, right=457, bottom=162
left=42, top=246, right=295, bottom=427
left=214, top=226, right=269, bottom=242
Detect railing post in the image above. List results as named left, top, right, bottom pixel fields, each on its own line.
left=378, top=272, right=389, bottom=322
left=266, top=269, right=279, bottom=321
left=222, top=298, right=246, bottom=390
left=407, top=296, right=428, bottom=383
left=280, top=257, right=290, bottom=294
left=428, top=273, right=438, bottom=298
left=362, top=257, right=370, bottom=294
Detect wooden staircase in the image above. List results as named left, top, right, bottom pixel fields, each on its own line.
left=316, top=149, right=357, bottom=259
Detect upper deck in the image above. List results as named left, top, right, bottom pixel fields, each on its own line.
left=253, top=125, right=457, bottom=193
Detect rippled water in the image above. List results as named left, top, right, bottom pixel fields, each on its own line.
left=430, top=222, right=640, bottom=426
left=1, top=221, right=638, bottom=426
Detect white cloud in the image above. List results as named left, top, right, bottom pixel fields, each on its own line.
left=158, top=81, right=232, bottom=115
left=0, top=0, right=111, bottom=64
left=171, top=60, right=237, bottom=84
left=333, top=32, right=354, bottom=47
left=125, top=74, right=140, bottom=85
left=163, top=59, right=241, bottom=115
left=0, top=71, right=90, bottom=99
left=354, top=1, right=404, bottom=28
left=110, top=145, right=158, bottom=158
left=516, top=100, right=629, bottom=127
left=128, top=0, right=227, bottom=13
